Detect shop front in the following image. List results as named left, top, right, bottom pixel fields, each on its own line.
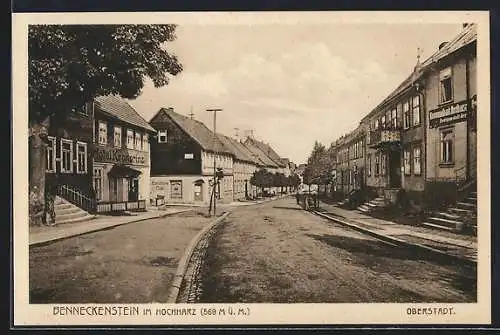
left=92, top=145, right=150, bottom=213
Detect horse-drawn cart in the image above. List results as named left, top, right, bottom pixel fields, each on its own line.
left=295, top=184, right=319, bottom=211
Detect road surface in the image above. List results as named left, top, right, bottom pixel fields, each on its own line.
left=199, top=197, right=476, bottom=303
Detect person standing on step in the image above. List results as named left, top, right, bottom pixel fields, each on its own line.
left=45, top=179, right=57, bottom=226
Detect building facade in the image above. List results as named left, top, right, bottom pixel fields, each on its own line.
left=422, top=24, right=477, bottom=207
left=217, top=134, right=259, bottom=201
left=327, top=23, right=477, bottom=211
left=45, top=102, right=94, bottom=199
left=91, top=95, right=155, bottom=213
left=149, top=107, right=235, bottom=205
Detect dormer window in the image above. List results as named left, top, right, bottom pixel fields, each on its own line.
left=158, top=130, right=167, bottom=143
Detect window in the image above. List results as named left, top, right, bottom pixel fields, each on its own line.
left=413, top=146, right=422, bottom=175
left=367, top=154, right=372, bottom=176
left=72, top=103, right=89, bottom=115
left=114, top=126, right=122, bottom=147
left=404, top=149, right=411, bottom=175
left=391, top=108, right=397, bottom=128
left=143, top=134, right=148, bottom=151
left=381, top=153, right=386, bottom=176
left=403, top=101, right=411, bottom=129
left=170, top=180, right=183, bottom=199
left=127, top=129, right=134, bottom=149
left=381, top=115, right=386, bottom=129
left=76, top=142, right=87, bottom=174
left=46, top=136, right=56, bottom=173
left=135, top=132, right=142, bottom=150
left=375, top=154, right=380, bottom=176
left=412, top=96, right=421, bottom=126
left=440, top=129, right=454, bottom=164
left=98, top=121, right=107, bottom=145
left=93, top=167, right=103, bottom=201
left=60, top=139, right=73, bottom=173
left=374, top=119, right=379, bottom=130
left=158, top=130, right=167, bottom=143
left=439, top=67, right=453, bottom=103
left=396, top=103, right=403, bottom=127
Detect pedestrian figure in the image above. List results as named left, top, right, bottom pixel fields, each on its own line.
left=29, top=186, right=44, bottom=226
left=45, top=183, right=57, bottom=226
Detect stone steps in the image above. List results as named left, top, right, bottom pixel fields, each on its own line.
left=53, top=196, right=95, bottom=225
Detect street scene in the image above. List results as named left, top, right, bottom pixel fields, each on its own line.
left=25, top=19, right=481, bottom=307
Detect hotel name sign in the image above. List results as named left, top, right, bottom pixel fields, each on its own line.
left=93, top=146, right=148, bottom=166
left=429, top=98, right=475, bottom=129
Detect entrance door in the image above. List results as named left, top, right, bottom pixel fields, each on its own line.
left=194, top=181, right=204, bottom=202
left=389, top=151, right=402, bottom=188
left=128, top=178, right=139, bottom=201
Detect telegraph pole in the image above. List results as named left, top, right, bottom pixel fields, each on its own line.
left=207, top=108, right=222, bottom=217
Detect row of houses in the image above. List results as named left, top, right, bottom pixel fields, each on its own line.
left=323, top=23, right=478, bottom=216
left=42, top=97, right=294, bottom=220
left=148, top=107, right=293, bottom=205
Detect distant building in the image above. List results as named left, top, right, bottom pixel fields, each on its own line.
left=217, top=134, right=259, bottom=200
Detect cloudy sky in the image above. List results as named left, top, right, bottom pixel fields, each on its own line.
left=127, top=22, right=465, bottom=164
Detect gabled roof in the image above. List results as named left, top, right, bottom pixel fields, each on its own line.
left=245, top=137, right=286, bottom=167
left=94, top=95, right=155, bottom=132
left=153, top=107, right=233, bottom=155
left=216, top=134, right=258, bottom=164
left=242, top=139, right=279, bottom=168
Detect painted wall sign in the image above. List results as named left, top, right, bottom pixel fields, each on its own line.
left=93, top=146, right=147, bottom=165
left=429, top=99, right=469, bottom=129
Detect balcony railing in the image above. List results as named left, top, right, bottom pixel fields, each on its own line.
left=368, top=127, right=401, bottom=149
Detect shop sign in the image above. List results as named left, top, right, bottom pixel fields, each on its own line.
left=429, top=99, right=469, bottom=129
left=93, top=146, right=147, bottom=165
left=380, top=130, right=400, bottom=142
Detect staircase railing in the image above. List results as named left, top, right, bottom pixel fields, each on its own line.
left=56, top=184, right=96, bottom=214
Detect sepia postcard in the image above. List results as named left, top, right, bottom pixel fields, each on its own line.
left=12, top=10, right=491, bottom=327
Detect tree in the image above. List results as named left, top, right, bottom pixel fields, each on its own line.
left=289, top=173, right=301, bottom=191
left=28, top=24, right=183, bottom=225
left=305, top=140, right=332, bottom=188
left=250, top=168, right=273, bottom=196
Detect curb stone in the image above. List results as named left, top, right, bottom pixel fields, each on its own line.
left=313, top=211, right=476, bottom=266
left=167, top=211, right=231, bottom=303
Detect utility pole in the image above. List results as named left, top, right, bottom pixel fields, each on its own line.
left=207, top=108, right=222, bottom=217
left=188, top=106, right=195, bottom=119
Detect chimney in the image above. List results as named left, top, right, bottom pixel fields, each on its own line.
left=438, top=42, right=448, bottom=50
left=463, top=23, right=469, bottom=28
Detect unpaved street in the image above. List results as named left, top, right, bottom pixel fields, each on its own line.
left=29, top=210, right=213, bottom=304
left=199, top=197, right=476, bottom=303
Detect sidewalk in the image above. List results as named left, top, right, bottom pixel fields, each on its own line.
left=317, top=201, right=477, bottom=263
left=156, top=194, right=290, bottom=209
left=29, top=195, right=290, bottom=247
left=29, top=207, right=192, bottom=246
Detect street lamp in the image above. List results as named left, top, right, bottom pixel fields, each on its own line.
left=207, top=108, right=222, bottom=217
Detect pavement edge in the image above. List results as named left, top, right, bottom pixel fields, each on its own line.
left=313, top=210, right=476, bottom=267
left=167, top=211, right=231, bottom=303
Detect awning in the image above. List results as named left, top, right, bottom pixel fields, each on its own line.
left=108, top=165, right=142, bottom=178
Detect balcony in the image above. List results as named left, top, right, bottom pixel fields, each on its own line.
left=368, top=128, right=401, bottom=149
